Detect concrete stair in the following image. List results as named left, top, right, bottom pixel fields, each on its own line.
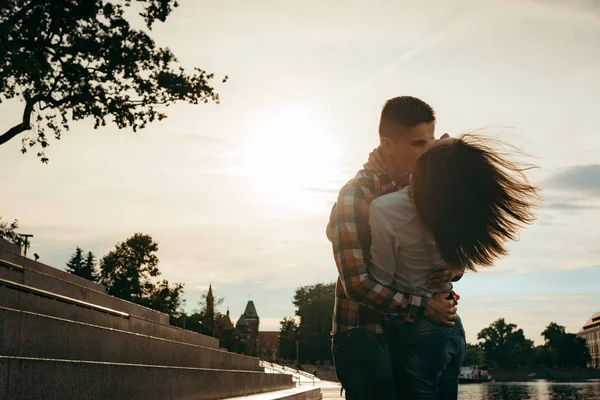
left=0, top=356, right=293, bottom=400
left=0, top=273, right=219, bottom=348
left=226, top=386, right=322, bottom=399
left=0, top=243, right=303, bottom=399
left=0, top=306, right=261, bottom=371
left=0, top=249, right=169, bottom=324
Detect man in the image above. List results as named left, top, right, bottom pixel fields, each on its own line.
left=327, top=96, right=458, bottom=399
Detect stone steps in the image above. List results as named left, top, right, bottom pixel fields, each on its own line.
left=0, top=306, right=261, bottom=371
left=0, top=251, right=168, bottom=324
left=0, top=278, right=219, bottom=348
left=0, top=356, right=293, bottom=400
left=225, top=386, right=322, bottom=399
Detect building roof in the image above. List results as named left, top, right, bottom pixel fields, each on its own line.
left=578, top=311, right=600, bottom=334
left=236, top=315, right=250, bottom=333
left=244, top=301, right=259, bottom=319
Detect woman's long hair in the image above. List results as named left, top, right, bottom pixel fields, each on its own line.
left=411, top=134, right=540, bottom=271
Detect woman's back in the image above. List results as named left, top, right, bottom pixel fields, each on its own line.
left=369, top=187, right=452, bottom=297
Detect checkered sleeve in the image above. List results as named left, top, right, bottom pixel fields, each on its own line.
left=331, top=185, right=428, bottom=319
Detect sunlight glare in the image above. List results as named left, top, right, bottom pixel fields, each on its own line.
left=239, top=108, right=342, bottom=213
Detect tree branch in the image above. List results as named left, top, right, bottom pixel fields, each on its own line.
left=0, top=98, right=37, bottom=146
left=3, top=0, right=40, bottom=28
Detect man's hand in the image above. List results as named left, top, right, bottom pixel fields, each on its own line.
left=427, top=263, right=464, bottom=289
left=363, top=147, right=386, bottom=176
left=424, top=292, right=458, bottom=327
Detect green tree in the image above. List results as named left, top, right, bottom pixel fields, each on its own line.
left=534, top=345, right=555, bottom=368
left=0, top=0, right=227, bottom=162
left=83, top=251, right=99, bottom=282
left=215, top=312, right=244, bottom=354
left=66, top=247, right=99, bottom=281
left=541, top=322, right=590, bottom=368
left=293, top=282, right=335, bottom=365
left=463, top=343, right=486, bottom=366
left=66, top=246, right=84, bottom=275
left=477, top=318, right=535, bottom=368
left=278, top=317, right=299, bottom=362
left=99, top=233, right=183, bottom=316
left=0, top=217, right=28, bottom=251
left=141, top=279, right=184, bottom=317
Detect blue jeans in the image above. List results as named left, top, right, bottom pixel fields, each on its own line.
left=387, top=317, right=466, bottom=400
left=332, top=329, right=396, bottom=400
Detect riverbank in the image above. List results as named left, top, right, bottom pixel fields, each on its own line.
left=491, top=368, right=600, bottom=382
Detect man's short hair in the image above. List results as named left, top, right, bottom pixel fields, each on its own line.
left=379, top=96, right=436, bottom=137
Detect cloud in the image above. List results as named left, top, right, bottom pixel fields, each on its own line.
left=532, top=0, right=600, bottom=16
left=543, top=202, right=597, bottom=211
left=545, top=164, right=600, bottom=195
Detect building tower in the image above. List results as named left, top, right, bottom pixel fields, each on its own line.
left=235, top=301, right=260, bottom=356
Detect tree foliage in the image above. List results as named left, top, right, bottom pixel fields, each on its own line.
left=0, top=216, right=28, bottom=250
left=474, top=319, right=590, bottom=369
left=0, top=0, right=227, bottom=162
left=292, top=282, right=335, bottom=365
left=477, top=318, right=534, bottom=368
left=99, top=232, right=183, bottom=316
left=463, top=343, right=486, bottom=366
left=541, top=322, right=590, bottom=368
left=170, top=287, right=244, bottom=353
left=278, top=317, right=299, bottom=362
left=66, top=246, right=99, bottom=281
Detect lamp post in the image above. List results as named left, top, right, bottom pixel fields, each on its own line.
left=18, top=234, right=33, bottom=257
left=295, top=339, right=299, bottom=367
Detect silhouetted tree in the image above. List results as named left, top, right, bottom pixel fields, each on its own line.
left=0, top=216, right=28, bottom=250
left=66, top=246, right=84, bottom=274
left=542, top=322, right=590, bottom=368
left=463, top=343, right=486, bottom=366
left=0, top=0, right=227, bottom=162
left=83, top=251, right=99, bottom=282
left=477, top=318, right=535, bottom=368
left=278, top=317, right=299, bottom=362
left=215, top=312, right=244, bottom=353
left=293, top=282, right=335, bottom=365
left=99, top=233, right=183, bottom=316
left=66, top=247, right=99, bottom=281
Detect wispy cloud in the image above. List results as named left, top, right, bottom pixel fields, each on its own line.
left=545, top=164, right=600, bottom=195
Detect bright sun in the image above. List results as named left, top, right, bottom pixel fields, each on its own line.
left=239, top=108, right=342, bottom=213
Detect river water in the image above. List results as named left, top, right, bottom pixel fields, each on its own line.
left=458, top=380, right=600, bottom=399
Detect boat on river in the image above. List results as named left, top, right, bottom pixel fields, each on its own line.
left=459, top=365, right=492, bottom=383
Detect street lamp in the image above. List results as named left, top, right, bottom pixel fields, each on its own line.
left=18, top=234, right=33, bottom=257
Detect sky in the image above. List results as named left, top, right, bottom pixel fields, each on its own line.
left=1, top=0, right=599, bottom=345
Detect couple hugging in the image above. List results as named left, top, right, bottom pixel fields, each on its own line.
left=327, top=96, right=538, bottom=399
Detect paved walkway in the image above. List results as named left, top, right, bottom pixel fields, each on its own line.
left=318, top=380, right=343, bottom=399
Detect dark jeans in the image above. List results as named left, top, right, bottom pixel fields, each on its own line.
left=332, top=329, right=396, bottom=400
left=387, top=316, right=466, bottom=400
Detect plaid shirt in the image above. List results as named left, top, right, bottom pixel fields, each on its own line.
left=327, top=170, right=428, bottom=335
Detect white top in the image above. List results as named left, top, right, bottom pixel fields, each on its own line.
left=369, top=187, right=453, bottom=297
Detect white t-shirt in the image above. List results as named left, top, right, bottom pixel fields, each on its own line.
left=369, top=186, right=453, bottom=297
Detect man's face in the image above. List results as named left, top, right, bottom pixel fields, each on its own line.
left=380, top=122, right=436, bottom=174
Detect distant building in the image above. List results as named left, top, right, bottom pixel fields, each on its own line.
left=577, top=311, right=600, bottom=369
left=235, top=300, right=280, bottom=360
left=258, top=331, right=279, bottom=361
left=236, top=301, right=260, bottom=357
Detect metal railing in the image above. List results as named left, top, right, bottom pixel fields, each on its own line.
left=259, top=361, right=319, bottom=386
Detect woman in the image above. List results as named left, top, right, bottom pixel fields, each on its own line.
left=366, top=134, right=539, bottom=399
